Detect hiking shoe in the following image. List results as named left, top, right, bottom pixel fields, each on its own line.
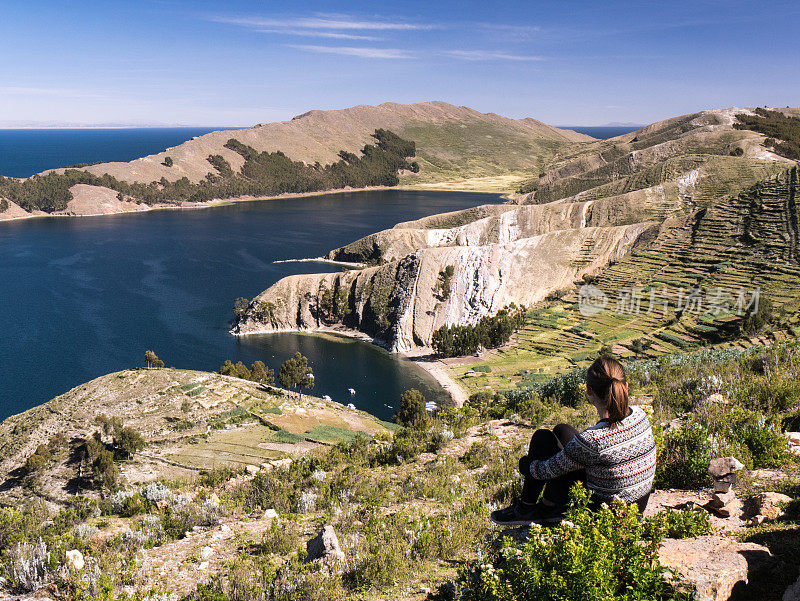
left=490, top=501, right=565, bottom=526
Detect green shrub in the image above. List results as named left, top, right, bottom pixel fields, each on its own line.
left=644, top=508, right=712, bottom=539
left=118, top=493, right=148, bottom=518
left=736, top=418, right=788, bottom=468
left=458, top=485, right=691, bottom=601
left=395, top=389, right=428, bottom=429
left=198, top=466, right=241, bottom=488
left=534, top=367, right=587, bottom=408
left=655, top=421, right=712, bottom=489
left=461, top=442, right=492, bottom=469
left=252, top=519, right=299, bottom=556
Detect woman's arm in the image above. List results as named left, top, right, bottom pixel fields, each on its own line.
left=529, top=433, right=596, bottom=480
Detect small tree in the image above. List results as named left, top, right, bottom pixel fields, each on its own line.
left=144, top=350, right=164, bottom=369
left=234, top=361, right=252, bottom=380
left=598, top=344, right=616, bottom=358
left=436, top=265, right=455, bottom=301
left=163, top=156, right=174, bottom=167
left=233, top=297, right=250, bottom=319
left=395, top=389, right=428, bottom=429
left=219, top=359, right=237, bottom=377
left=278, top=352, right=314, bottom=399
left=630, top=337, right=653, bottom=359
left=92, top=448, right=119, bottom=492
left=115, top=426, right=145, bottom=460
left=251, top=360, right=275, bottom=386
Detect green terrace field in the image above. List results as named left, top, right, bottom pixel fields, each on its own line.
left=448, top=168, right=800, bottom=395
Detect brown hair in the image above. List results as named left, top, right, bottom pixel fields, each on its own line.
left=586, top=356, right=629, bottom=424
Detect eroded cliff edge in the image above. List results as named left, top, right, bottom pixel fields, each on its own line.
left=233, top=218, right=657, bottom=351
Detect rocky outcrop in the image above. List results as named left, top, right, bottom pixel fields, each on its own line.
left=658, top=536, right=772, bottom=601
left=306, top=525, right=345, bottom=564
left=328, top=183, right=683, bottom=264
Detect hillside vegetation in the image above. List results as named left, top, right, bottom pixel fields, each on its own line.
left=1, top=343, right=800, bottom=600
left=0, top=129, right=417, bottom=213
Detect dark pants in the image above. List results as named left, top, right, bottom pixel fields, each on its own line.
left=521, top=424, right=650, bottom=512
left=522, top=424, right=584, bottom=507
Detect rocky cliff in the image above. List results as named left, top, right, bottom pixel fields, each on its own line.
left=235, top=108, right=797, bottom=353
left=234, top=221, right=655, bottom=351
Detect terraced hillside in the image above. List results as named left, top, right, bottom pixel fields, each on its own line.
left=451, top=167, right=800, bottom=394
left=0, top=368, right=392, bottom=504
left=237, top=107, right=798, bottom=360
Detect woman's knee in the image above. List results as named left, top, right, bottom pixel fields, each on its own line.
left=529, top=428, right=561, bottom=459
left=553, top=423, right=579, bottom=446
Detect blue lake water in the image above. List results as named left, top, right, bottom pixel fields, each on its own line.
left=565, top=126, right=641, bottom=139
left=0, top=190, right=502, bottom=422
left=0, top=128, right=235, bottom=178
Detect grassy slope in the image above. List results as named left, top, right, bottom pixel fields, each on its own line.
left=0, top=368, right=390, bottom=502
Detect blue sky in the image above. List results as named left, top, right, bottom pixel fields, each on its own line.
left=1, top=0, right=798, bottom=127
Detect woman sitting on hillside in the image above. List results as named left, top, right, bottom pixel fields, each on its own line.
left=491, top=356, right=656, bottom=526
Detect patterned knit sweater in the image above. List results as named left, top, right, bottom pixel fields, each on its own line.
left=529, top=406, right=656, bottom=503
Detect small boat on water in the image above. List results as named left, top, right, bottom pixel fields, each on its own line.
left=348, top=388, right=356, bottom=395
left=322, top=395, right=332, bottom=401
left=347, top=403, right=356, bottom=409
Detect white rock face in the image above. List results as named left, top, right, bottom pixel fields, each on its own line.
left=65, top=549, right=84, bottom=571
left=236, top=219, right=653, bottom=352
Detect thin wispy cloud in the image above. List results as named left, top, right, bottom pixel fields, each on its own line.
left=443, top=50, right=544, bottom=62
left=257, top=29, right=381, bottom=41
left=477, top=23, right=542, bottom=40
left=288, top=45, right=414, bottom=59
left=212, top=15, right=430, bottom=32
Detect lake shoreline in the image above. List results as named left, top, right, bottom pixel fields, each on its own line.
left=0, top=181, right=510, bottom=224
left=2, top=187, right=495, bottom=421
left=233, top=324, right=468, bottom=408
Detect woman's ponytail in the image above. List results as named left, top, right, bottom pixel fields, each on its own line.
left=586, top=356, right=629, bottom=425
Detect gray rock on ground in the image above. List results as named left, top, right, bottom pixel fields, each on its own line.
left=306, top=525, right=345, bottom=564
left=658, top=535, right=771, bottom=601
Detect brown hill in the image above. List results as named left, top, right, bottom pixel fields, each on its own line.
left=75, top=101, right=591, bottom=185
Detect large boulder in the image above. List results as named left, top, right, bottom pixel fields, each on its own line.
left=306, top=525, right=345, bottom=564
left=658, top=536, right=771, bottom=601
